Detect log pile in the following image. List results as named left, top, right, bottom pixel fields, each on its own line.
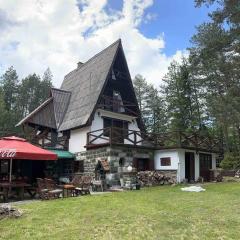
left=0, top=204, right=23, bottom=220
left=137, top=171, right=176, bottom=186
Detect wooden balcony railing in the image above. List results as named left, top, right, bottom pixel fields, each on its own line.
left=98, top=95, right=138, bottom=116
left=86, top=127, right=151, bottom=147
left=86, top=127, right=222, bottom=153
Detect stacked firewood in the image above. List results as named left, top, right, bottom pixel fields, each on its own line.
left=137, top=171, right=176, bottom=186
left=0, top=204, right=23, bottom=220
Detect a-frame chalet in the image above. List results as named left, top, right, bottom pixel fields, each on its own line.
left=17, top=39, right=220, bottom=185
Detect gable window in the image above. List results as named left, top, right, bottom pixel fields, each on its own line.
left=113, top=91, right=125, bottom=113
left=160, top=157, right=171, bottom=166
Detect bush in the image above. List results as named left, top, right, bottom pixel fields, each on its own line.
left=220, top=152, right=240, bottom=170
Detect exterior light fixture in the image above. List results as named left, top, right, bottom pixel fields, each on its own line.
left=127, top=165, right=133, bottom=172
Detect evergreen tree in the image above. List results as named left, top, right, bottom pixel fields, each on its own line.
left=0, top=66, right=19, bottom=111
left=133, top=75, right=167, bottom=134
left=162, top=59, right=202, bottom=132
left=17, top=72, right=52, bottom=117
left=0, top=89, right=7, bottom=129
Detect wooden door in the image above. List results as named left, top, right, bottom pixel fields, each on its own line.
left=199, top=153, right=212, bottom=181
left=185, top=152, right=195, bottom=182
left=112, top=119, right=124, bottom=143
left=135, top=158, right=150, bottom=171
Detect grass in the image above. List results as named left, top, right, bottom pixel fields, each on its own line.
left=1, top=183, right=240, bottom=240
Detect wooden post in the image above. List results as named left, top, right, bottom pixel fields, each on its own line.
left=134, top=131, right=137, bottom=145
left=110, top=127, right=113, bottom=146
left=87, top=133, right=90, bottom=146
left=9, top=158, right=12, bottom=183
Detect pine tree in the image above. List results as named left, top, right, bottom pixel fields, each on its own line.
left=16, top=72, right=52, bottom=117
left=0, top=66, right=19, bottom=111
left=162, top=59, right=202, bottom=132
left=133, top=74, right=167, bottom=134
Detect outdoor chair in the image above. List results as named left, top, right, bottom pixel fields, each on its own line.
left=44, top=178, right=63, bottom=199
left=36, top=178, right=49, bottom=200
left=81, top=176, right=93, bottom=195
left=92, top=180, right=104, bottom=192
left=68, top=175, right=92, bottom=195
left=70, top=175, right=84, bottom=196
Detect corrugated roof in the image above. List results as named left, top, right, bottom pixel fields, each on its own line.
left=59, top=39, right=121, bottom=131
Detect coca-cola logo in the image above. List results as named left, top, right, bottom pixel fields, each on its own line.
left=0, top=149, right=16, bottom=158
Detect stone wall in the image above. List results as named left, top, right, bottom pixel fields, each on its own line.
left=76, top=147, right=111, bottom=176
left=75, top=146, right=179, bottom=187
left=75, top=146, right=154, bottom=174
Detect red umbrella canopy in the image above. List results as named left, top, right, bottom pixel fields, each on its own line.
left=0, top=136, right=57, bottom=160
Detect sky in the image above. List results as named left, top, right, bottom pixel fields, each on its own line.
left=0, top=0, right=215, bottom=87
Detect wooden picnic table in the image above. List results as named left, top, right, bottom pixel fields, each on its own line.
left=0, top=182, right=32, bottom=202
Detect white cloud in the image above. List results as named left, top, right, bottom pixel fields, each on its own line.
left=0, top=0, right=186, bottom=87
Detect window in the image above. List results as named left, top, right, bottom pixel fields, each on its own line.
left=74, top=161, right=84, bottom=173
left=113, top=91, right=125, bottom=113
left=103, top=118, right=111, bottom=137
left=160, top=157, right=171, bottom=166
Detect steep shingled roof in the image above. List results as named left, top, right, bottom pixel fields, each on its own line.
left=16, top=39, right=142, bottom=132
left=16, top=88, right=71, bottom=129
left=59, top=39, right=121, bottom=131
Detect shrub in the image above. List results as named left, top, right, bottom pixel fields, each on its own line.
left=220, top=152, right=240, bottom=170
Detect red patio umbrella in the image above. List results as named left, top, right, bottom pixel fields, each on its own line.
left=0, top=136, right=58, bottom=182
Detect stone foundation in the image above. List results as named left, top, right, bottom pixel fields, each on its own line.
left=75, top=146, right=178, bottom=187
left=76, top=146, right=154, bottom=171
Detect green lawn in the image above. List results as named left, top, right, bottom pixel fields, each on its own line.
left=1, top=183, right=240, bottom=240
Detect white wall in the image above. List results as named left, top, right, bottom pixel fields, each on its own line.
left=124, top=119, right=142, bottom=145
left=154, top=150, right=179, bottom=170
left=154, top=149, right=217, bottom=183
left=89, top=112, right=109, bottom=145
left=91, top=112, right=103, bottom=132
left=69, top=127, right=90, bottom=153
left=177, top=149, right=186, bottom=182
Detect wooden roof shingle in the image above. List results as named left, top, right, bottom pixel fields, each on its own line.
left=59, top=39, right=121, bottom=131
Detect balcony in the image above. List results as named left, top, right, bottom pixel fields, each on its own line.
left=86, top=127, right=222, bottom=153
left=98, top=95, right=138, bottom=117
left=86, top=127, right=151, bottom=149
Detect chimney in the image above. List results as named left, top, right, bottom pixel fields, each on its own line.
left=77, top=61, right=84, bottom=68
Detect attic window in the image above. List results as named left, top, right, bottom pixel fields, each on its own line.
left=112, top=70, right=116, bottom=80
left=113, top=91, right=125, bottom=113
